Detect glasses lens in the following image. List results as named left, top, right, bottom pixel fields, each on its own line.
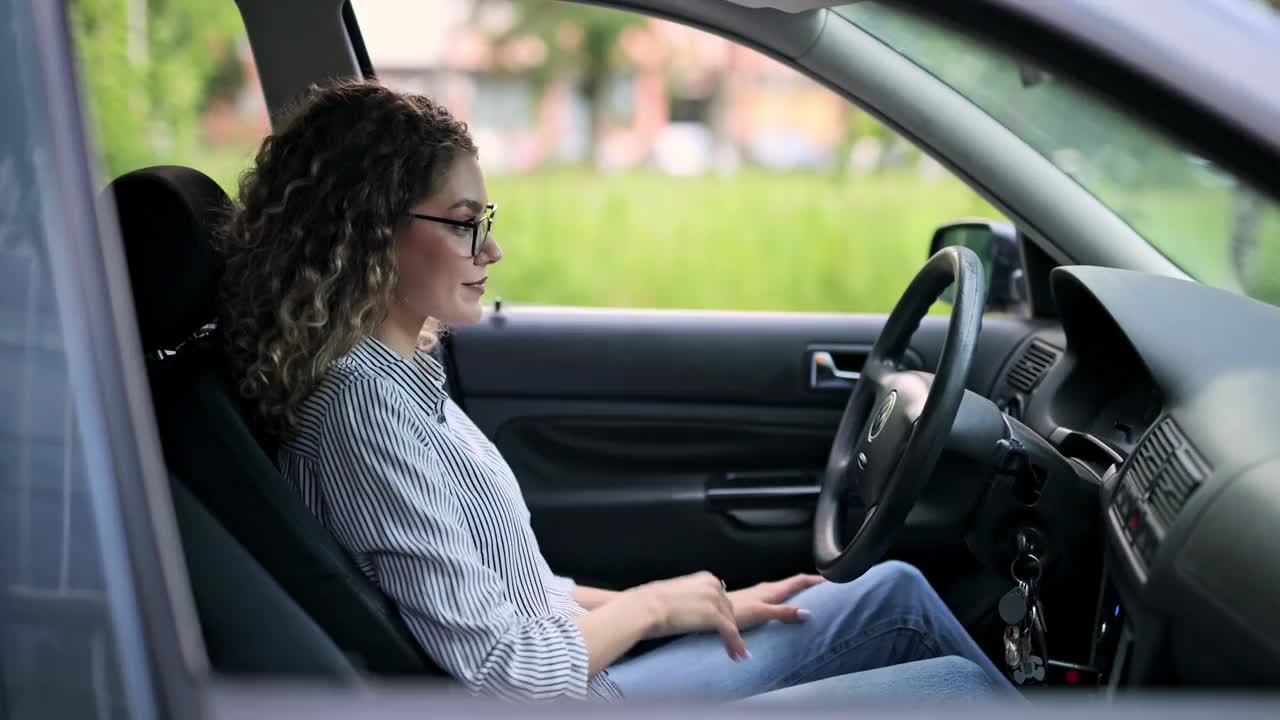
left=474, top=207, right=495, bottom=257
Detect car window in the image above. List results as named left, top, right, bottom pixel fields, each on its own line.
left=68, top=0, right=270, bottom=193
left=349, top=0, right=1002, bottom=314
left=1, top=2, right=129, bottom=717
left=836, top=1, right=1280, bottom=307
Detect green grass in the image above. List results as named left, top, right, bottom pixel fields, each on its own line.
left=184, top=150, right=998, bottom=313
left=165, top=151, right=1280, bottom=312
left=484, top=170, right=1000, bottom=313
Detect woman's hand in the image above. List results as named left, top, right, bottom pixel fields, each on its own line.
left=629, top=571, right=749, bottom=660
left=728, top=573, right=825, bottom=630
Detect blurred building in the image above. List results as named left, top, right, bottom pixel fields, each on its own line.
left=351, top=0, right=851, bottom=174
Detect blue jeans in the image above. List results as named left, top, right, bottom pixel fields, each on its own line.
left=608, top=560, right=1014, bottom=703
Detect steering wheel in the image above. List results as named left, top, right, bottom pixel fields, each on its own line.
left=814, top=246, right=986, bottom=582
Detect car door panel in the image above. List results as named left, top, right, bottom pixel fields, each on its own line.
left=449, top=307, right=1037, bottom=589
left=465, top=397, right=838, bottom=588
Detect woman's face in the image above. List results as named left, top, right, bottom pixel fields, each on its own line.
left=393, top=153, right=502, bottom=325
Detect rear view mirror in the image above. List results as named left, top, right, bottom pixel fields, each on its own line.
left=930, top=219, right=1028, bottom=314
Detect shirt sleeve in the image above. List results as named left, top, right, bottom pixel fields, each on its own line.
left=316, top=376, right=591, bottom=701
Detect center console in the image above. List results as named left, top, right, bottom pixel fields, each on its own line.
left=1048, top=415, right=1210, bottom=692
left=997, top=415, right=1211, bottom=692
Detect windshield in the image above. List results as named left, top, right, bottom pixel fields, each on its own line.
left=837, top=2, right=1280, bottom=306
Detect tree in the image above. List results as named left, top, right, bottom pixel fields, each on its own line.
left=479, top=0, right=643, bottom=165
left=68, top=0, right=246, bottom=180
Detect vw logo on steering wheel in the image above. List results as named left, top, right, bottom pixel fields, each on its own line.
left=867, top=390, right=897, bottom=442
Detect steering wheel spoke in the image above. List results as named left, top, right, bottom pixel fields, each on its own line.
left=858, top=355, right=894, bottom=386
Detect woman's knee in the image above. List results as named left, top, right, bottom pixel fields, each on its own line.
left=867, top=560, right=929, bottom=593
left=861, top=560, right=950, bottom=617
left=798, top=560, right=941, bottom=623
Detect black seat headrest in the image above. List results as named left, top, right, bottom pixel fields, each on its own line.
left=108, top=166, right=229, bottom=353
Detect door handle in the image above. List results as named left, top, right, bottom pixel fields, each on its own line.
left=705, top=485, right=821, bottom=501
left=811, top=350, right=860, bottom=388
left=706, top=471, right=821, bottom=529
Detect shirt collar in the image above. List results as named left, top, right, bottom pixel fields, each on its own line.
left=344, top=335, right=449, bottom=415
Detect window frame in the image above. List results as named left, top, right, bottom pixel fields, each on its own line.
left=11, top=0, right=211, bottom=716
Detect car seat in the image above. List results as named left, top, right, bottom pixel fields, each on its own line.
left=108, top=165, right=442, bottom=677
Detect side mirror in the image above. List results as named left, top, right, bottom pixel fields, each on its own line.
left=930, top=219, right=1028, bottom=314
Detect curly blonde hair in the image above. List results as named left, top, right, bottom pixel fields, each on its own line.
left=216, top=80, right=476, bottom=435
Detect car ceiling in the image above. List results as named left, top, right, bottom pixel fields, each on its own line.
left=998, top=0, right=1280, bottom=165
left=892, top=0, right=1280, bottom=203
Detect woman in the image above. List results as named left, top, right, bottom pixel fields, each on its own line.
left=217, top=80, right=1011, bottom=704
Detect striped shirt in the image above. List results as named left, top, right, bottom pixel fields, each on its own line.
left=279, top=335, right=623, bottom=701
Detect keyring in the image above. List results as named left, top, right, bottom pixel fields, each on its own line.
left=1010, top=553, right=1043, bottom=586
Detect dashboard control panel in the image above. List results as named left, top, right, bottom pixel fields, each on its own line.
left=1110, top=417, right=1207, bottom=570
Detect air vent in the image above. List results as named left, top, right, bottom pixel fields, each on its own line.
left=1127, top=417, right=1205, bottom=527
left=1005, top=340, right=1060, bottom=393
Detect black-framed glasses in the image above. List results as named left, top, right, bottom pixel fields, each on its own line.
left=408, top=202, right=497, bottom=258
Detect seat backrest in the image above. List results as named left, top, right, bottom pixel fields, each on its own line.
left=150, top=340, right=435, bottom=675
left=168, top=474, right=357, bottom=679
left=109, top=166, right=440, bottom=677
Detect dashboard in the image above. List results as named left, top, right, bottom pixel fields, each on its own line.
left=988, top=266, right=1280, bottom=687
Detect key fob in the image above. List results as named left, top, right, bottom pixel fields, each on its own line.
left=998, top=586, right=1028, bottom=626
left=1004, top=625, right=1023, bottom=669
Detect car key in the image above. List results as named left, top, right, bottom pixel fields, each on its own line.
left=1032, top=597, right=1048, bottom=635
left=1020, top=591, right=1048, bottom=685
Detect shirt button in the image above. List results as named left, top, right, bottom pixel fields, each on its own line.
left=436, top=411, right=446, bottom=424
